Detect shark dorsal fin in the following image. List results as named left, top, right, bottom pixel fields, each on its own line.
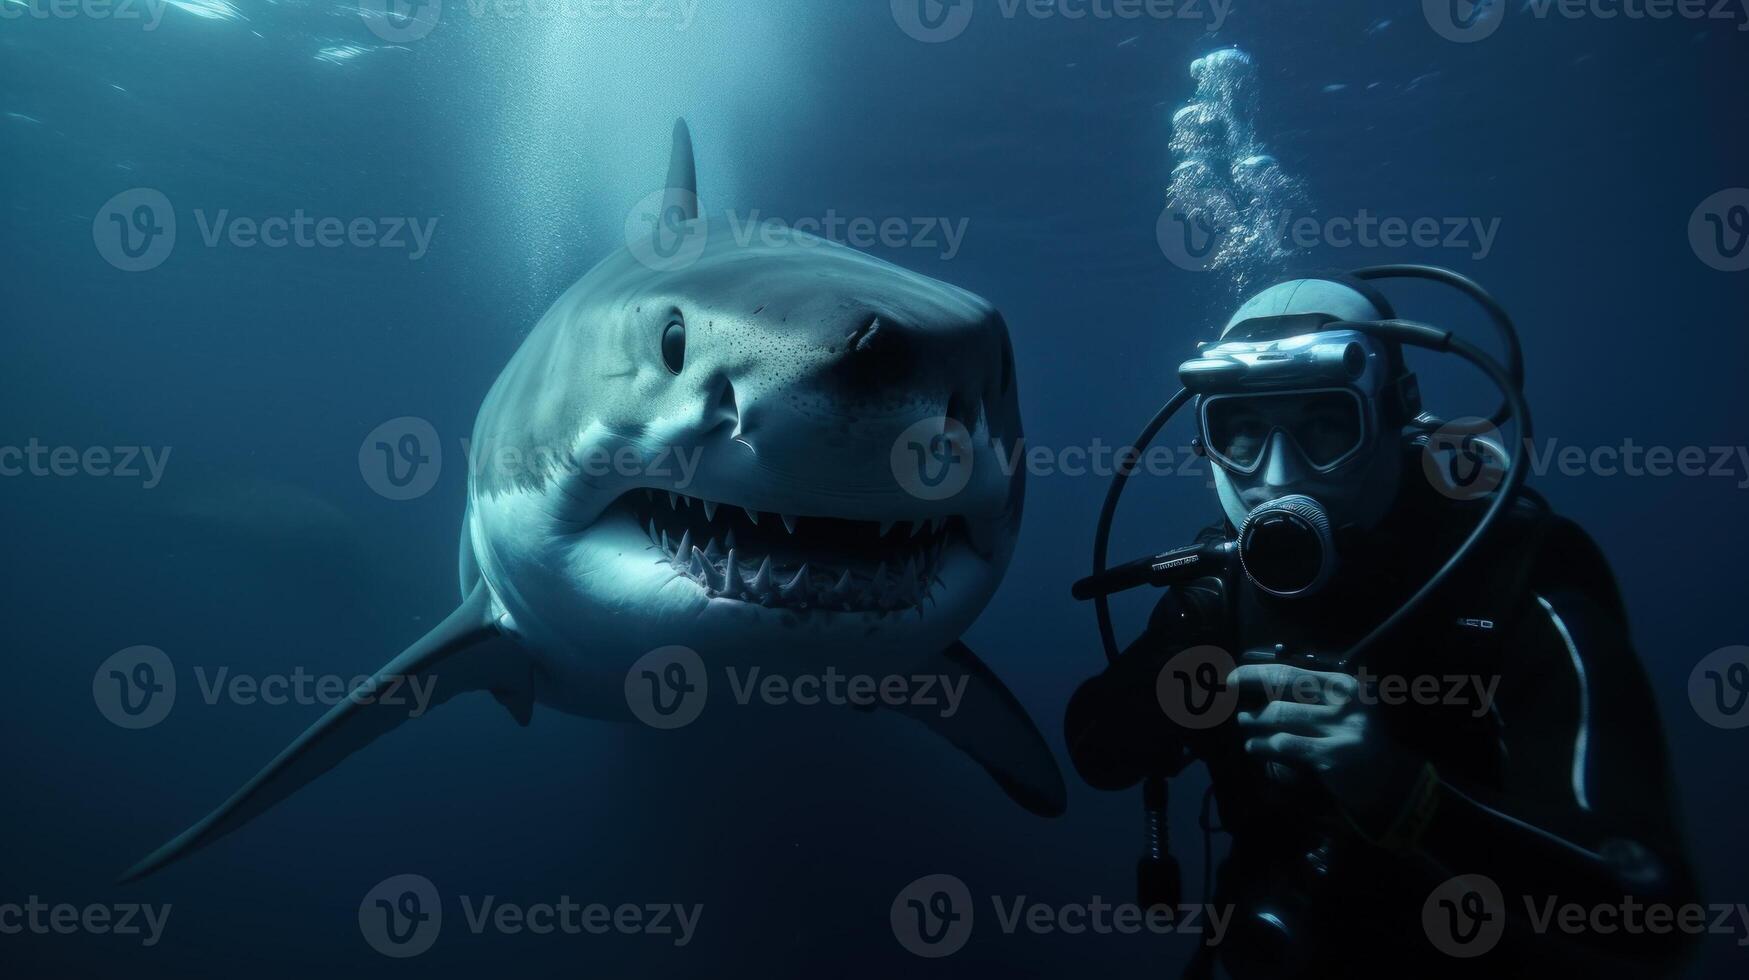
left=663, top=118, right=699, bottom=221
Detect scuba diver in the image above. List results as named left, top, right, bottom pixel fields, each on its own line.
left=1064, top=268, right=1698, bottom=978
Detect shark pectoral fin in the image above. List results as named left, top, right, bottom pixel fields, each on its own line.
left=491, top=661, right=537, bottom=727
left=120, top=583, right=527, bottom=883
left=885, top=642, right=1068, bottom=819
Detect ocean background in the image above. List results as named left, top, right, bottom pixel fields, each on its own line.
left=3, top=1, right=1747, bottom=975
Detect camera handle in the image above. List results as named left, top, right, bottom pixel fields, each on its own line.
left=1136, top=774, right=1183, bottom=912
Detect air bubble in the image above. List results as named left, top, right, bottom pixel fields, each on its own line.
left=1166, top=47, right=1309, bottom=295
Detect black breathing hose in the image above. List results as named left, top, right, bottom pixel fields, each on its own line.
left=1351, top=264, right=1526, bottom=427
left=1339, top=323, right=1532, bottom=670
left=1093, top=388, right=1192, bottom=663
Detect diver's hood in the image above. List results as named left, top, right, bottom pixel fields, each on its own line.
left=1221, top=277, right=1393, bottom=335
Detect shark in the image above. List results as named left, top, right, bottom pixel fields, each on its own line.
left=122, top=120, right=1065, bottom=882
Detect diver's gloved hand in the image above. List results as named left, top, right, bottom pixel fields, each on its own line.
left=1229, top=663, right=1435, bottom=849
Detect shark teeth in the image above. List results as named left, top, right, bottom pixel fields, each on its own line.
left=663, top=547, right=941, bottom=611
left=630, top=489, right=959, bottom=612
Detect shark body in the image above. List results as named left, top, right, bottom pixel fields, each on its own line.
left=124, top=121, right=1063, bottom=882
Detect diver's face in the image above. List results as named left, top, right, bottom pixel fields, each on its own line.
left=1204, top=389, right=1401, bottom=530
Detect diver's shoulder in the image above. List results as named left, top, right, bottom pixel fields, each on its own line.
left=1475, top=490, right=1632, bottom=627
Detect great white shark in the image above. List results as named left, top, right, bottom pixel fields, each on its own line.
left=123, top=120, right=1064, bottom=882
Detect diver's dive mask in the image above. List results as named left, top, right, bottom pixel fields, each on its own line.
left=1199, top=388, right=1369, bottom=476
left=1180, top=314, right=1422, bottom=598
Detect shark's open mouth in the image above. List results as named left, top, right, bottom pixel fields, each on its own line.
left=614, top=489, right=965, bottom=613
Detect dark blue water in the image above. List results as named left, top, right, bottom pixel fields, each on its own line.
left=4, top=2, right=1747, bottom=976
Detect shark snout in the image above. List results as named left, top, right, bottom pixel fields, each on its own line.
left=806, top=309, right=1013, bottom=431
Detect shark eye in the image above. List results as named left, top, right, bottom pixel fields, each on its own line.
left=661, top=320, right=686, bottom=374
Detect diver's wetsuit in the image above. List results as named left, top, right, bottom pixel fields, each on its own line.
left=1065, top=484, right=1698, bottom=979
